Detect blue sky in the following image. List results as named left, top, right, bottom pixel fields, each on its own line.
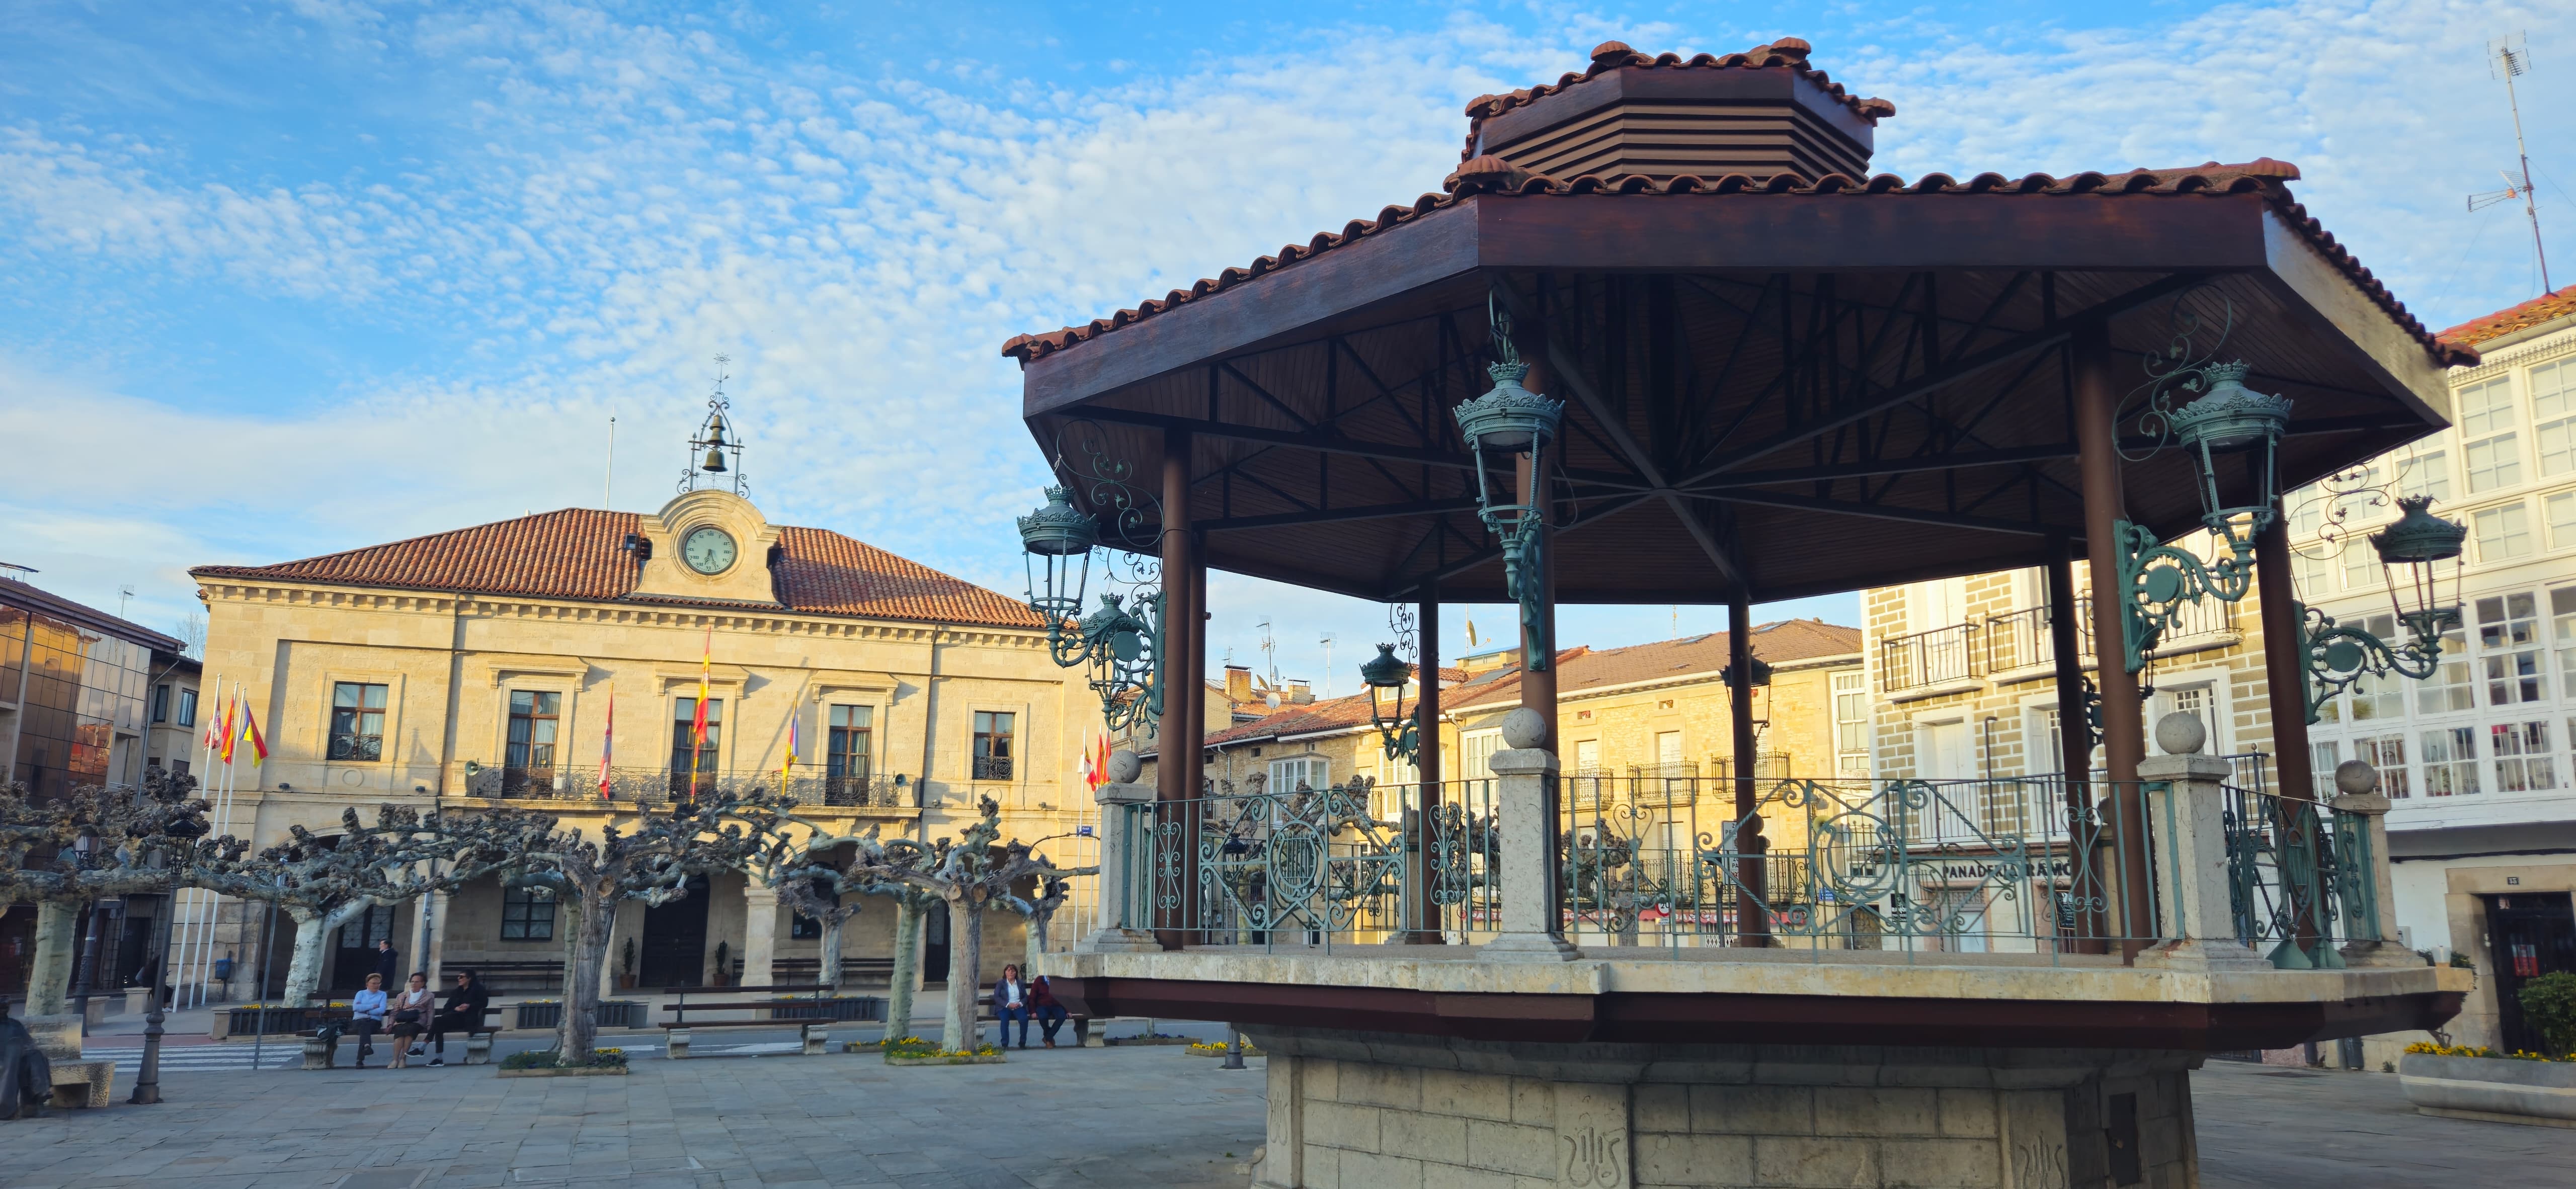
left=4, top=0, right=2571, bottom=689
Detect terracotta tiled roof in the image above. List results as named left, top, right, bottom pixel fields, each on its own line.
left=1204, top=689, right=1381, bottom=748
left=191, top=509, right=1042, bottom=630
left=2439, top=288, right=2576, bottom=348
left=1449, top=619, right=1860, bottom=712
left=1459, top=38, right=1894, bottom=165
left=1003, top=154, right=2468, bottom=370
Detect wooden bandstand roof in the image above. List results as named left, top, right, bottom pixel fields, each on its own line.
left=1005, top=39, right=2469, bottom=605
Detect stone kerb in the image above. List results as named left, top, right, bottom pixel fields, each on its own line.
left=2136, top=713, right=2270, bottom=973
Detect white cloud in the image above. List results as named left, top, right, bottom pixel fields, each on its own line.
left=2, top=0, right=2569, bottom=681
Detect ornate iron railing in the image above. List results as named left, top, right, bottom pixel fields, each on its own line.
left=972, top=755, right=1014, bottom=781
left=463, top=764, right=911, bottom=808
left=1106, top=760, right=2367, bottom=967
left=1981, top=598, right=2095, bottom=675
left=1880, top=622, right=1979, bottom=694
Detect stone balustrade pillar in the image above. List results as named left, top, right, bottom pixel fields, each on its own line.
left=1078, top=751, right=1160, bottom=954
left=2330, top=759, right=2421, bottom=968
left=2135, top=713, right=2270, bottom=972
left=1482, top=708, right=1577, bottom=962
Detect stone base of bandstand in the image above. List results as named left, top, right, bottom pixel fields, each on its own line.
left=1245, top=1026, right=2191, bottom=1189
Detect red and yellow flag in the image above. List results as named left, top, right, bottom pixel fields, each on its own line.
left=688, top=625, right=712, bottom=781
left=217, top=697, right=238, bottom=765
left=597, top=693, right=615, bottom=799
left=240, top=707, right=269, bottom=766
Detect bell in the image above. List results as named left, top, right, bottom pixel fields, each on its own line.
left=702, top=445, right=727, bottom=473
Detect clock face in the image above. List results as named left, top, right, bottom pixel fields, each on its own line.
left=681, top=527, right=738, bottom=575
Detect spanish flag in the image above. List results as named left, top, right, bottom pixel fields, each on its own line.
left=217, top=697, right=237, bottom=766
left=689, top=624, right=711, bottom=781
left=779, top=710, right=799, bottom=787
left=240, top=707, right=269, bottom=766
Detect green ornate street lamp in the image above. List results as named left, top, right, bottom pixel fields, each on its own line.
left=1454, top=309, right=1565, bottom=672
left=1017, top=483, right=1166, bottom=734
left=2114, top=361, right=2293, bottom=671
left=1360, top=643, right=1418, bottom=763
left=2297, top=495, right=2467, bottom=723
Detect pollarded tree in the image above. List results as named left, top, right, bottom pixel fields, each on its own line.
left=743, top=819, right=937, bottom=1036
left=847, top=797, right=1092, bottom=1051
left=0, top=769, right=211, bottom=1015
left=190, top=804, right=554, bottom=1004
left=516, top=790, right=793, bottom=1064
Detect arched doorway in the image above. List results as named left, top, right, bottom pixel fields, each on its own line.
left=639, top=875, right=710, bottom=988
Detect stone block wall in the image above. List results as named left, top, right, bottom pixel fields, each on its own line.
left=1250, top=1027, right=2196, bottom=1189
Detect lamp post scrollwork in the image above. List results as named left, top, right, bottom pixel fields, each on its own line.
left=2296, top=495, right=2467, bottom=724
left=2113, top=361, right=2292, bottom=672
left=1014, top=422, right=1170, bottom=734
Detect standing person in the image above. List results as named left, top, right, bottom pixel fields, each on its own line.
left=426, top=969, right=489, bottom=1067
left=385, top=973, right=434, bottom=1069
left=1028, top=973, right=1068, bottom=1049
left=349, top=974, right=388, bottom=1068
left=990, top=964, right=1028, bottom=1050
left=373, top=939, right=400, bottom=990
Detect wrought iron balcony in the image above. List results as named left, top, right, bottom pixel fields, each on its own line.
left=1879, top=621, right=1980, bottom=695
left=1981, top=597, right=2097, bottom=676
left=328, top=734, right=384, bottom=762
left=971, top=755, right=1014, bottom=781
left=462, top=763, right=912, bottom=808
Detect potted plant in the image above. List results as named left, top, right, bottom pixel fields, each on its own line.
left=710, top=941, right=731, bottom=987
left=2398, top=972, right=2576, bottom=1127
left=618, top=938, right=637, bottom=990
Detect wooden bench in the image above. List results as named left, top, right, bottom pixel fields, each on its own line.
left=658, top=985, right=834, bottom=1058
left=771, top=958, right=897, bottom=985
left=305, top=1005, right=504, bottom=1067
left=453, top=961, right=562, bottom=995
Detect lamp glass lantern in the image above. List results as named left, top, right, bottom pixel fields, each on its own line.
left=1453, top=358, right=1566, bottom=544
left=2370, top=494, right=2468, bottom=643
left=2166, top=361, right=2293, bottom=551
left=1360, top=643, right=1417, bottom=760
left=1016, top=485, right=1101, bottom=622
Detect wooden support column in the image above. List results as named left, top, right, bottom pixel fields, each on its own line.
left=1729, top=589, right=1770, bottom=947
left=1187, top=542, right=1208, bottom=795
left=1156, top=427, right=1197, bottom=950
left=1512, top=321, right=1564, bottom=935
left=2047, top=533, right=2108, bottom=954
left=1410, top=595, right=1444, bottom=943
left=2257, top=492, right=2314, bottom=801
left=2071, top=320, right=2155, bottom=950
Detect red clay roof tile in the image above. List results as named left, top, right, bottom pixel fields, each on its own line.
left=2439, top=288, right=2576, bottom=347
left=1459, top=38, right=1895, bottom=166
left=191, top=509, right=1041, bottom=630
left=1448, top=619, right=1861, bottom=712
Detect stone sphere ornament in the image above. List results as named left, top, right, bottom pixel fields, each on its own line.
left=1500, top=707, right=1547, bottom=750
left=1107, top=750, right=1143, bottom=784
left=2334, top=758, right=2380, bottom=796
left=2153, top=712, right=2207, bottom=756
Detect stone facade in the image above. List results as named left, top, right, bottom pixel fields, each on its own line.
left=177, top=486, right=1097, bottom=998
left=1248, top=1028, right=2197, bottom=1189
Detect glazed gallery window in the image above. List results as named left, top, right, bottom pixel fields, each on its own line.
left=2534, top=360, right=2576, bottom=476
left=1269, top=755, right=1328, bottom=792
left=2475, top=502, right=2536, bottom=563
left=2417, top=658, right=2475, bottom=715
left=827, top=705, right=873, bottom=781
left=330, top=682, right=389, bottom=761
left=2460, top=376, right=2521, bottom=492
left=972, top=711, right=1014, bottom=781
left=2479, top=593, right=2547, bottom=705
left=671, top=697, right=722, bottom=773
left=507, top=691, right=560, bottom=773
left=501, top=884, right=556, bottom=941
left=2401, top=450, right=2454, bottom=503
left=2356, top=734, right=2409, bottom=799
left=2492, top=721, right=2558, bottom=793
left=2309, top=741, right=2341, bottom=798
left=2422, top=727, right=2480, bottom=798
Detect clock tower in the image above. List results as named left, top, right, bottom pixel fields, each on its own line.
left=629, top=365, right=783, bottom=604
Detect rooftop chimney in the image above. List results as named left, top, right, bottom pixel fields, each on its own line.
left=1225, top=664, right=1254, bottom=706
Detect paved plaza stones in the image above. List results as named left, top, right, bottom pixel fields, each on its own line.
left=4, top=1041, right=2572, bottom=1188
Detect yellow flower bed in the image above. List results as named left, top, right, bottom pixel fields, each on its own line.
left=2405, top=1041, right=2576, bottom=1062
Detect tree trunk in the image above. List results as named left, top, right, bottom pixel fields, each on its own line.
left=885, top=900, right=920, bottom=1041
left=281, top=901, right=375, bottom=1004
left=26, top=900, right=78, bottom=1015
left=559, top=889, right=614, bottom=1064
left=941, top=894, right=982, bottom=1051
left=818, top=910, right=845, bottom=992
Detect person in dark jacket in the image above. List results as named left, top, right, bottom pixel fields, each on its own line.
left=425, top=969, right=489, bottom=1066
left=990, top=964, right=1028, bottom=1049
left=373, top=939, right=400, bottom=989
left=1028, top=974, right=1068, bottom=1049
left=0, top=1000, right=51, bottom=1120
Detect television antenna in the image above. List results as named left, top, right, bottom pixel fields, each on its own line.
left=1257, top=619, right=1279, bottom=686
left=118, top=585, right=135, bottom=619
left=2469, top=33, right=2553, bottom=294
left=1319, top=633, right=1337, bottom=697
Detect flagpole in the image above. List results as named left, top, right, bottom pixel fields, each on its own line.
left=191, top=677, right=235, bottom=1009
left=172, top=674, right=219, bottom=1011
left=199, top=686, right=246, bottom=1008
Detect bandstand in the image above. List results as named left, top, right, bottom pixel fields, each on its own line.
left=1005, top=39, right=2470, bottom=1189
